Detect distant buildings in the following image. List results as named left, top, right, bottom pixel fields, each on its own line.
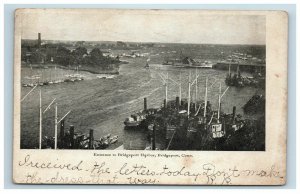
left=22, top=33, right=62, bottom=65
left=116, top=41, right=127, bottom=47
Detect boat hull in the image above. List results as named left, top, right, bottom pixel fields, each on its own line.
left=124, top=121, right=141, bottom=127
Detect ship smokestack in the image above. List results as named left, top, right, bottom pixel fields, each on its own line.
left=176, top=96, right=180, bottom=110
left=232, top=106, right=236, bottom=124
left=152, top=125, right=156, bottom=150
left=59, top=119, right=65, bottom=148
left=144, top=98, right=147, bottom=111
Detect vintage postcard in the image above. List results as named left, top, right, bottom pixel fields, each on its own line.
left=13, top=9, right=287, bottom=185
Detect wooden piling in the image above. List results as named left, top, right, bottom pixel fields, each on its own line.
left=89, top=129, right=94, bottom=149
left=69, top=125, right=75, bottom=149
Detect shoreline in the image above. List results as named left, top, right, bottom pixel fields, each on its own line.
left=21, top=63, right=120, bottom=75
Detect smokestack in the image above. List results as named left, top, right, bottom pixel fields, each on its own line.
left=164, top=99, right=167, bottom=109
left=69, top=125, right=75, bottom=148
left=152, top=125, right=156, bottom=150
left=88, top=129, right=94, bottom=149
left=144, top=98, right=147, bottom=111
left=38, top=33, right=41, bottom=47
left=59, top=119, right=65, bottom=148
left=176, top=96, right=180, bottom=110
left=232, top=106, right=236, bottom=124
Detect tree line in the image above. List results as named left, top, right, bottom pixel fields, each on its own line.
left=22, top=45, right=120, bottom=70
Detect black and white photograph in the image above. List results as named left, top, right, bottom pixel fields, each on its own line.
left=12, top=8, right=288, bottom=185
left=19, top=10, right=266, bottom=151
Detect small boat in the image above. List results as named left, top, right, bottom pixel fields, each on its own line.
left=103, top=134, right=111, bottom=139
left=109, top=135, right=118, bottom=144
left=124, top=112, right=146, bottom=127
left=28, top=83, right=35, bottom=87
left=162, top=61, right=174, bottom=66
left=54, top=80, right=63, bottom=84
left=124, top=116, right=142, bottom=127
left=96, top=134, right=114, bottom=149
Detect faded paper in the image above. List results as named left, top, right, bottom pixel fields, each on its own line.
left=13, top=9, right=287, bottom=185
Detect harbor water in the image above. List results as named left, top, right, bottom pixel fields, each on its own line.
left=21, top=53, right=263, bottom=149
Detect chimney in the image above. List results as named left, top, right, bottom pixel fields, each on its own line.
left=38, top=33, right=41, bottom=47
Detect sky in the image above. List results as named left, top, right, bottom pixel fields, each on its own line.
left=20, top=9, right=266, bottom=45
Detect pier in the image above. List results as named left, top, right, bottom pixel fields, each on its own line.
left=213, top=62, right=265, bottom=73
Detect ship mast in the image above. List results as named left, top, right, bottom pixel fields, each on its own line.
left=188, top=71, right=199, bottom=118
left=187, top=71, right=191, bottom=118
left=217, top=82, right=221, bottom=123
left=54, top=105, right=71, bottom=149
left=39, top=89, right=42, bottom=149
left=157, top=72, right=169, bottom=108
left=54, top=103, right=58, bottom=149
left=39, top=90, right=56, bottom=149
left=179, top=72, right=182, bottom=105
left=204, top=77, right=208, bottom=118
left=55, top=65, right=57, bottom=82
left=217, top=83, right=230, bottom=123
left=165, top=72, right=168, bottom=107
left=195, top=68, right=198, bottom=110
left=167, top=72, right=182, bottom=106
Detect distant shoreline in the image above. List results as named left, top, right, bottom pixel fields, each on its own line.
left=21, top=63, right=120, bottom=75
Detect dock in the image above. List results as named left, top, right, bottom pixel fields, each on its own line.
left=213, top=62, right=265, bottom=72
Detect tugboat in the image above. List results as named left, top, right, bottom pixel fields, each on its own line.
left=124, top=112, right=147, bottom=128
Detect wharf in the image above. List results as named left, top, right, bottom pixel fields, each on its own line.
left=213, top=62, right=265, bottom=72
